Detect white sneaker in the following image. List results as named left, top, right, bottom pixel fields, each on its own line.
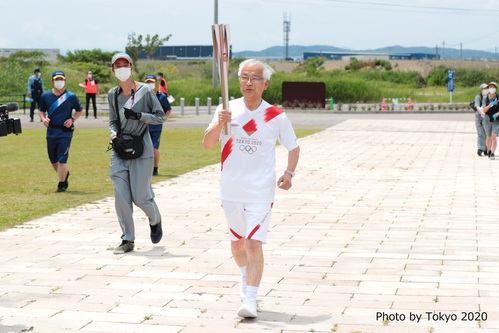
left=240, top=283, right=246, bottom=301
left=237, top=299, right=257, bottom=318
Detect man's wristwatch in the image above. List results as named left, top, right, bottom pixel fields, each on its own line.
left=284, top=169, right=295, bottom=177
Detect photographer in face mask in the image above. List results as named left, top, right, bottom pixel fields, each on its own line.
left=107, top=53, right=167, bottom=254
left=474, top=83, right=489, bottom=156
left=483, top=82, right=499, bottom=159
left=39, top=70, right=83, bottom=192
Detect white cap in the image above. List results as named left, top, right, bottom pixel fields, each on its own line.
left=111, top=53, right=132, bottom=66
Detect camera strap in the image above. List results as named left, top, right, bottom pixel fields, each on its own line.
left=113, top=82, right=147, bottom=136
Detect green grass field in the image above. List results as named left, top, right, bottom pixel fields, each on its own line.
left=0, top=127, right=319, bottom=231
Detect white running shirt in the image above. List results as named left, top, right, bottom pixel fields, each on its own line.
left=207, top=98, right=299, bottom=203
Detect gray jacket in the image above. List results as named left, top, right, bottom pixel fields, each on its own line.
left=108, top=82, right=166, bottom=159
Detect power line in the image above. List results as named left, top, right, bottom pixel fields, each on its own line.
left=275, top=0, right=499, bottom=14
left=321, top=0, right=499, bottom=13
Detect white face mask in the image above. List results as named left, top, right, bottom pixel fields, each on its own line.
left=147, top=83, right=156, bottom=90
left=54, top=80, right=65, bottom=90
left=483, top=89, right=489, bottom=96
left=114, top=67, right=132, bottom=82
left=490, top=88, right=497, bottom=94
left=88, top=74, right=92, bottom=78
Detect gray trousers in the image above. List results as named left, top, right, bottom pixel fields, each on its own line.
left=109, top=155, right=161, bottom=242
left=475, top=111, right=487, bottom=151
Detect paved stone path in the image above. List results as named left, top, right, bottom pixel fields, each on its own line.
left=2, top=115, right=499, bottom=333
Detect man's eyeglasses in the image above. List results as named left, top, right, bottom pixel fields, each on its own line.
left=239, top=75, right=264, bottom=83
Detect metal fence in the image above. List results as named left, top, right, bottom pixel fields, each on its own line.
left=0, top=93, right=100, bottom=114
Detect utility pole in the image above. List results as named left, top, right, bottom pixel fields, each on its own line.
left=212, top=0, right=218, bottom=88
left=460, top=43, right=463, bottom=60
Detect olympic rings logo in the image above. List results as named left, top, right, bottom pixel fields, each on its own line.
left=239, top=145, right=257, bottom=154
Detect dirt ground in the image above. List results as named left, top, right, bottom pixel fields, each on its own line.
left=271, top=59, right=499, bottom=76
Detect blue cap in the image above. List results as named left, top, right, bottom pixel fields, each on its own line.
left=52, top=70, right=65, bottom=79
left=145, top=74, right=157, bottom=82
left=34, top=68, right=41, bottom=73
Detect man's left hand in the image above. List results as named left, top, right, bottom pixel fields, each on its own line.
left=124, top=108, right=142, bottom=120
left=277, top=173, right=292, bottom=190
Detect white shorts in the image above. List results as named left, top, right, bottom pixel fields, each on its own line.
left=221, top=200, right=273, bottom=243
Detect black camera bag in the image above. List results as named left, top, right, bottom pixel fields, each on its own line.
left=112, top=130, right=145, bottom=159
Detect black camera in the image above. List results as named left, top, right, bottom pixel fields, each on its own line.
left=0, top=102, right=22, bottom=136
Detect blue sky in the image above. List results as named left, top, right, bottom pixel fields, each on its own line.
left=1, top=0, right=497, bottom=54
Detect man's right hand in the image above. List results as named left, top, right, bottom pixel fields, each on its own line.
left=218, top=110, right=232, bottom=126
left=42, top=117, right=50, bottom=128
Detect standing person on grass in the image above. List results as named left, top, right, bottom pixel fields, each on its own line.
left=108, top=53, right=166, bottom=254
left=84, top=71, right=99, bottom=119
left=202, top=59, right=300, bottom=319
left=39, top=70, right=83, bottom=192
left=157, top=72, right=168, bottom=95
left=27, top=68, right=44, bottom=122
left=145, top=74, right=171, bottom=176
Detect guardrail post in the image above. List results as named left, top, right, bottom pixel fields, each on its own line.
left=180, top=98, right=185, bottom=115
left=195, top=98, right=200, bottom=115
left=207, top=97, right=212, bottom=115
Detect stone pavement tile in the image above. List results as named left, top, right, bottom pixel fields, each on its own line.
left=3, top=118, right=499, bottom=332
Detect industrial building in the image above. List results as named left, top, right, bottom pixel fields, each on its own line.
left=303, top=51, right=439, bottom=61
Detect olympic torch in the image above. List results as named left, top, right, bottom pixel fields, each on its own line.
left=212, top=23, right=231, bottom=135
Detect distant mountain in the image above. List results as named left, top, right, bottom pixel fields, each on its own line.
left=233, top=45, right=497, bottom=60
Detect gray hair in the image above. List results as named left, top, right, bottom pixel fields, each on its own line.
left=237, top=59, right=275, bottom=81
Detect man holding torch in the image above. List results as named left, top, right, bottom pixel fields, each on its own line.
left=203, top=59, right=300, bottom=318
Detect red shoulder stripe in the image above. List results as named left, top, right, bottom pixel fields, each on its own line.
left=221, top=137, right=234, bottom=170
left=264, top=106, right=283, bottom=123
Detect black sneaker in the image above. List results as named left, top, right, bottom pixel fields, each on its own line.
left=488, top=150, right=492, bottom=158
left=477, top=149, right=483, bottom=156
left=150, top=221, right=163, bottom=244
left=113, top=240, right=134, bottom=254
left=57, top=182, right=66, bottom=192
left=64, top=171, right=70, bottom=190
left=491, top=153, right=496, bottom=160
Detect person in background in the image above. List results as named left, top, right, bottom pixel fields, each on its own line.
left=202, top=59, right=300, bottom=319
left=145, top=74, right=171, bottom=176
left=27, top=68, right=44, bottom=122
left=108, top=53, right=166, bottom=254
left=473, top=83, right=488, bottom=156
left=157, top=72, right=168, bottom=95
left=39, top=70, right=83, bottom=192
left=483, top=82, right=499, bottom=159
left=84, top=71, right=99, bottom=119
